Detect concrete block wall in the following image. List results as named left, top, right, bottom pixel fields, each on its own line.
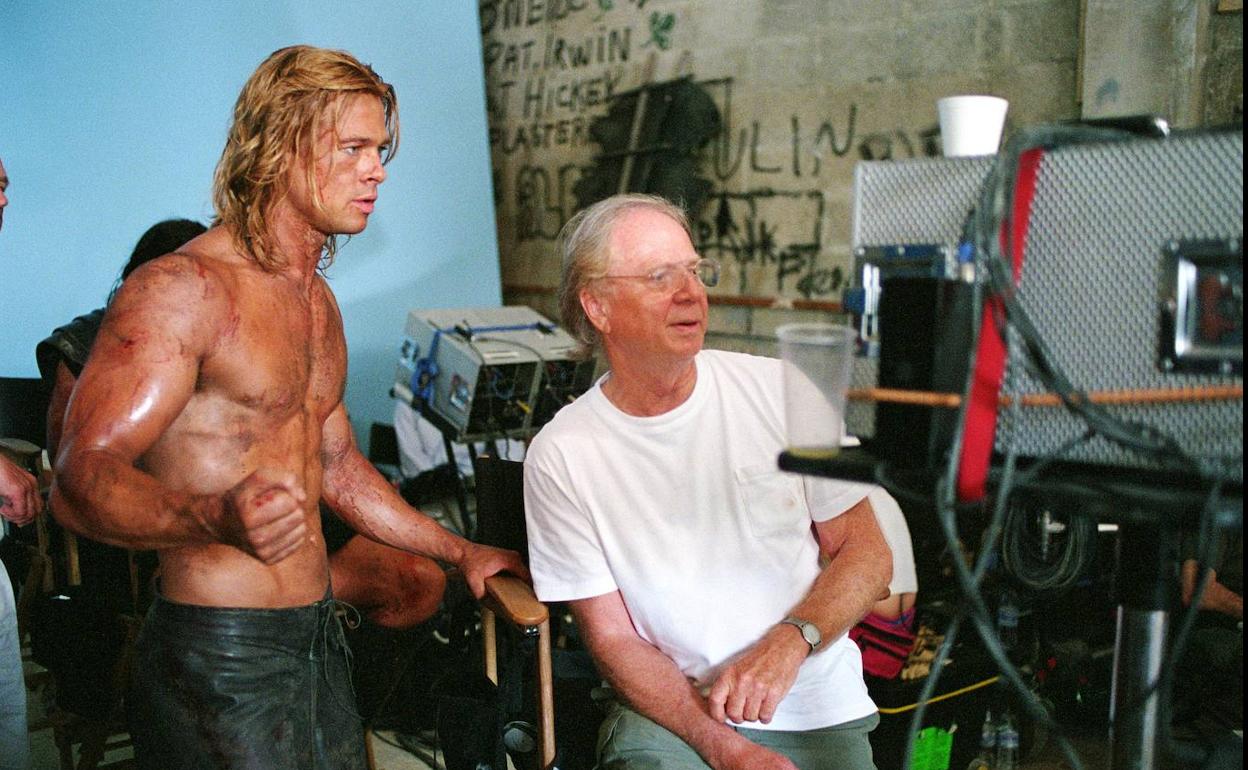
left=480, top=0, right=1238, bottom=358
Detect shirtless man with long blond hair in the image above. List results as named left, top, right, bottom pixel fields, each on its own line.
left=50, top=46, right=526, bottom=769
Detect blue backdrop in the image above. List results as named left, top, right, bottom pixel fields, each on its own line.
left=0, top=1, right=502, bottom=451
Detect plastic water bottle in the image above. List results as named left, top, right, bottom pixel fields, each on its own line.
left=995, top=711, right=1019, bottom=770
left=997, top=589, right=1019, bottom=652
left=965, top=708, right=996, bottom=770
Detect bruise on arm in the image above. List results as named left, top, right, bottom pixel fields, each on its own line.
left=50, top=257, right=225, bottom=548
left=319, top=403, right=465, bottom=566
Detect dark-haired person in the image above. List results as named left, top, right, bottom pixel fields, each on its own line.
left=49, top=47, right=525, bottom=769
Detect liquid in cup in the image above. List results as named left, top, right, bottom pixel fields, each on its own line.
left=776, top=323, right=855, bottom=459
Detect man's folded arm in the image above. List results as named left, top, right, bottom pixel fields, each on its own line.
left=571, top=590, right=798, bottom=770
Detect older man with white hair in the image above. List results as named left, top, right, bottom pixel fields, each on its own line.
left=524, top=193, right=896, bottom=770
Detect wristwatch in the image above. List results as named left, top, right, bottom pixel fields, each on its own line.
left=779, top=616, right=822, bottom=652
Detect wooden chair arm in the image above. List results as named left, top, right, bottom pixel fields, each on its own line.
left=0, top=437, right=52, bottom=491
left=480, top=573, right=556, bottom=769
left=0, top=437, right=40, bottom=468
left=482, top=574, right=548, bottom=629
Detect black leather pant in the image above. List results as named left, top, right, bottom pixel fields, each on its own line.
left=128, top=591, right=368, bottom=770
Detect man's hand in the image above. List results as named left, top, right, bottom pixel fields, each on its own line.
left=0, top=455, right=41, bottom=526
left=707, top=624, right=808, bottom=725
left=220, top=469, right=308, bottom=564
left=457, top=541, right=530, bottom=599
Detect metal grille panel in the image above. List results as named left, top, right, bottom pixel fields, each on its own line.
left=850, top=131, right=1242, bottom=479
left=848, top=155, right=992, bottom=440
left=999, top=132, right=1242, bottom=477
left=852, top=156, right=994, bottom=248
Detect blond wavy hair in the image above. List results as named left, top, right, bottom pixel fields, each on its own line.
left=212, top=45, right=398, bottom=271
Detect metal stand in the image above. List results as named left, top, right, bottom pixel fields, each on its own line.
left=779, top=448, right=1243, bottom=770
left=1108, top=522, right=1178, bottom=770
left=440, top=430, right=474, bottom=539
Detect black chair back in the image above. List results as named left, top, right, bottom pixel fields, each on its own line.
left=473, top=455, right=528, bottom=561
left=368, top=422, right=400, bottom=467
left=0, top=376, right=46, bottom=446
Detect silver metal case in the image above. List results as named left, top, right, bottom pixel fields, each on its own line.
left=393, top=306, right=594, bottom=442
left=849, top=130, right=1242, bottom=479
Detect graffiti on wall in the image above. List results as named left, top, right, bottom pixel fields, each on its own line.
left=701, top=78, right=938, bottom=179
left=514, top=162, right=583, bottom=242
left=482, top=2, right=939, bottom=299
left=696, top=191, right=844, bottom=299
left=482, top=0, right=640, bottom=129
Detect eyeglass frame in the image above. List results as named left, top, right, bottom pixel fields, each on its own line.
left=593, top=256, right=721, bottom=294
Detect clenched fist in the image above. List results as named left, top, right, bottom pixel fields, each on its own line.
left=220, top=469, right=309, bottom=564
left=0, top=455, right=41, bottom=526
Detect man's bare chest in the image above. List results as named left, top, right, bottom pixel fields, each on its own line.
left=197, top=300, right=345, bottom=424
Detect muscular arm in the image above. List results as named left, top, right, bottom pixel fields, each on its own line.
left=572, top=591, right=797, bottom=770
left=707, top=496, right=891, bottom=725
left=1181, top=560, right=1243, bottom=620
left=319, top=404, right=526, bottom=598
left=49, top=259, right=302, bottom=559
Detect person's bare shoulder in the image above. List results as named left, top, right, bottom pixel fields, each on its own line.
left=100, top=240, right=235, bottom=364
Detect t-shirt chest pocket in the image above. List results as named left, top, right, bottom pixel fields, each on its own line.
left=735, top=462, right=808, bottom=538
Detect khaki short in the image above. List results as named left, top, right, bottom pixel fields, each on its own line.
left=597, top=697, right=879, bottom=770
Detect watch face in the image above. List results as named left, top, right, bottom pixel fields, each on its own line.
left=784, top=617, right=820, bottom=649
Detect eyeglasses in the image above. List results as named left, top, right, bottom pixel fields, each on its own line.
left=598, top=257, right=721, bottom=294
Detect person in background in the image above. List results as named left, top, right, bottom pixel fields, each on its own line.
left=0, top=152, right=35, bottom=770
left=0, top=157, right=9, bottom=233
left=1173, top=532, right=1242, bottom=735
left=49, top=47, right=525, bottom=769
left=864, top=490, right=917, bottom=623
left=41, top=219, right=210, bottom=459
left=524, top=193, right=891, bottom=770
left=848, top=489, right=919, bottom=680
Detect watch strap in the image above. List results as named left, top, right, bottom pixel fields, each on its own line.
left=779, top=616, right=821, bottom=652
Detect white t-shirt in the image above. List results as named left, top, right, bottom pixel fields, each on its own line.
left=524, top=349, right=879, bottom=731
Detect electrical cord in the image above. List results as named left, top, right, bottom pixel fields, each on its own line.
left=469, top=334, right=546, bottom=410
left=960, top=123, right=1241, bottom=768
left=1000, top=495, right=1097, bottom=595
left=900, top=178, right=1038, bottom=769
left=899, top=186, right=989, bottom=768
left=942, top=378, right=1086, bottom=769
left=474, top=334, right=590, bottom=423
left=974, top=125, right=1241, bottom=479
left=1117, top=480, right=1228, bottom=741
left=896, top=122, right=1242, bottom=770
left=903, top=126, right=1114, bottom=770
